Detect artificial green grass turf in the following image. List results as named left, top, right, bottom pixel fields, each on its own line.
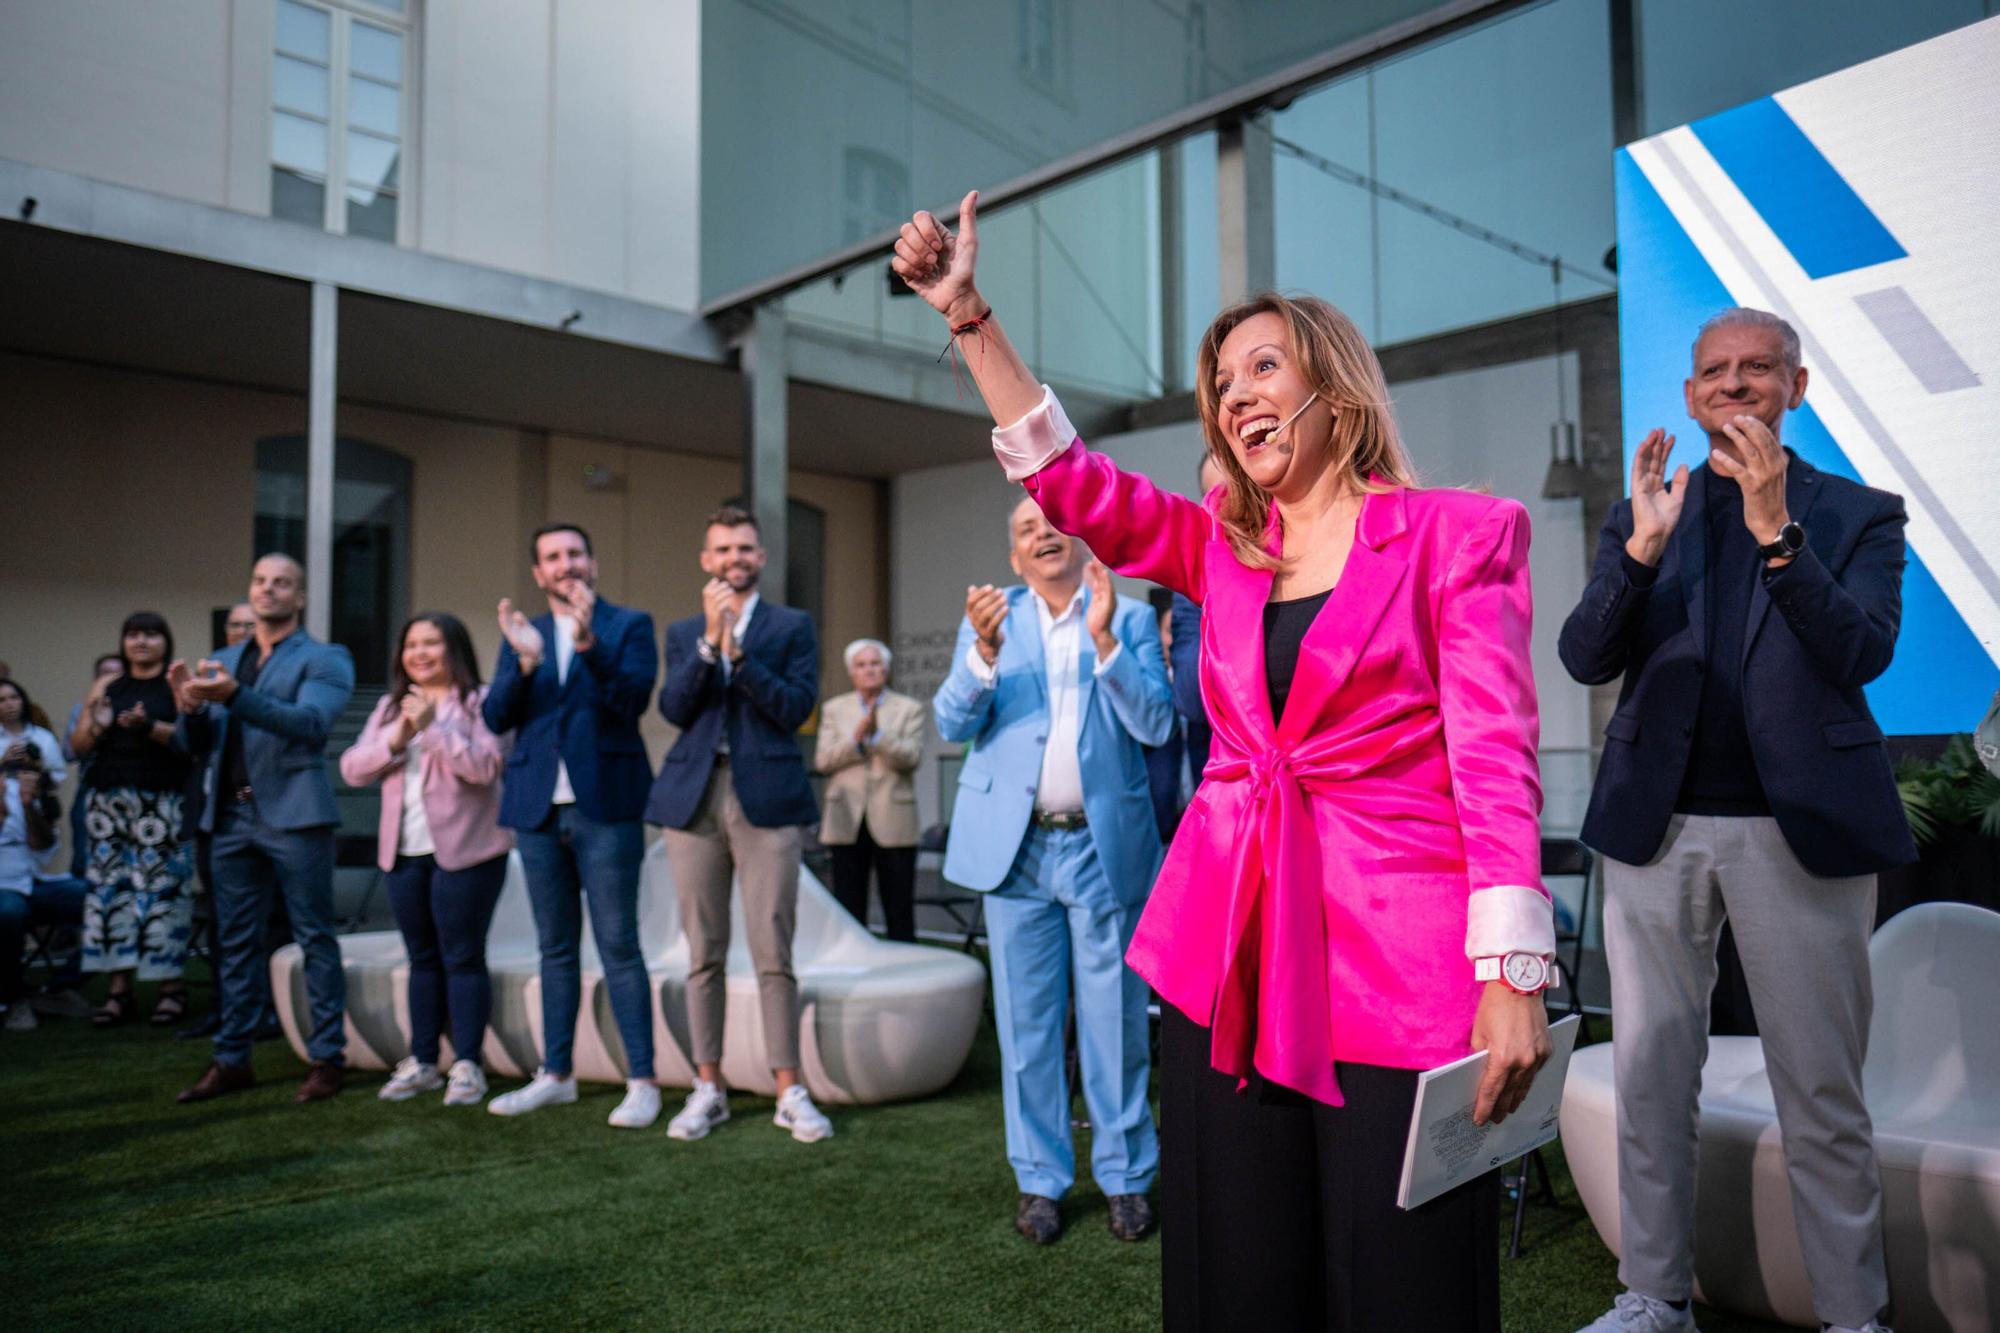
left=3, top=981, right=1785, bottom=1332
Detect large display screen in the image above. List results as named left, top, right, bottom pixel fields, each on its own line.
left=1615, top=16, right=2000, bottom=734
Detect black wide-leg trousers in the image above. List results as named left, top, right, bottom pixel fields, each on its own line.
left=1159, top=1004, right=1500, bottom=1331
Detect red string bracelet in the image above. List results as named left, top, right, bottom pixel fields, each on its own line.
left=937, top=306, right=993, bottom=400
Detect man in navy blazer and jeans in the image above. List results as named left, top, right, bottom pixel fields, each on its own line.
left=650, top=505, right=833, bottom=1144
left=482, top=523, right=662, bottom=1128
left=173, top=554, right=355, bottom=1105
left=1562, top=310, right=1912, bottom=1333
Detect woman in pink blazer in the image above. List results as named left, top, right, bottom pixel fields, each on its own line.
left=339, top=613, right=512, bottom=1109
left=895, top=195, right=1554, bottom=1328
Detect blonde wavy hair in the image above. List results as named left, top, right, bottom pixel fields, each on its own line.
left=1195, top=293, right=1415, bottom=570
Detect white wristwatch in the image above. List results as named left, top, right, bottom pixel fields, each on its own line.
left=1475, top=951, right=1560, bottom=995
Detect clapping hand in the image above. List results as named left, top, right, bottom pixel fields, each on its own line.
left=182, top=659, right=238, bottom=704
left=165, top=661, right=200, bottom=714
left=1625, top=428, right=1686, bottom=567
left=497, top=599, right=546, bottom=673
left=966, top=584, right=1007, bottom=666
left=702, top=579, right=738, bottom=659
left=394, top=691, right=435, bottom=748
left=1083, top=561, right=1119, bottom=660
left=566, top=581, right=597, bottom=652
left=892, top=191, right=987, bottom=327
left=1708, top=413, right=1792, bottom=555
left=115, top=703, right=150, bottom=730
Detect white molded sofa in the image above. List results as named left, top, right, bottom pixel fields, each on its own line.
left=1561, top=901, right=2000, bottom=1331
left=274, top=842, right=989, bottom=1106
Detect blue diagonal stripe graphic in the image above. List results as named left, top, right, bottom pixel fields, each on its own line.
left=1690, top=97, right=1907, bottom=279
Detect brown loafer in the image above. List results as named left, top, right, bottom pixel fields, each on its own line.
left=295, top=1061, right=344, bottom=1104
left=1015, top=1193, right=1063, bottom=1245
left=177, top=1061, right=255, bottom=1104
left=1107, top=1192, right=1156, bottom=1242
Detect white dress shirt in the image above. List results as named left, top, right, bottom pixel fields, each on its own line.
left=551, top=613, right=578, bottom=806
left=964, top=586, right=1123, bottom=816
left=715, top=591, right=759, bottom=755
left=398, top=733, right=436, bottom=856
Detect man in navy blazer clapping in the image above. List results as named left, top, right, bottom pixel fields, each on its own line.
left=482, top=523, right=662, bottom=1128
left=649, top=506, right=833, bottom=1145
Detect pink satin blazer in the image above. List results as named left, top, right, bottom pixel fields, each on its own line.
left=338, top=688, right=513, bottom=873
left=1012, top=399, right=1551, bottom=1105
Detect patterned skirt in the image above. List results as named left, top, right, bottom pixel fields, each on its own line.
left=82, top=787, right=193, bottom=980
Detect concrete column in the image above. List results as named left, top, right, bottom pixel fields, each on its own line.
left=1158, top=139, right=1186, bottom=394
left=306, top=280, right=336, bottom=641
left=737, top=301, right=788, bottom=603
left=1216, top=113, right=1275, bottom=304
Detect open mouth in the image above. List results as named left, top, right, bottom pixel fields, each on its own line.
left=1237, top=416, right=1278, bottom=451
left=1032, top=541, right=1064, bottom=561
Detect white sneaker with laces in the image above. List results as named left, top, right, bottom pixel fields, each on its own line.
left=442, top=1059, right=488, bottom=1107
left=608, top=1079, right=662, bottom=1128
left=665, top=1079, right=730, bottom=1140
left=487, top=1068, right=579, bottom=1116
left=773, top=1084, right=834, bottom=1143
left=5, top=1002, right=37, bottom=1032
left=378, top=1056, right=443, bottom=1101
left=1576, top=1292, right=1697, bottom=1333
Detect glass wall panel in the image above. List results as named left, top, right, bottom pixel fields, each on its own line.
left=1638, top=0, right=1985, bottom=135
left=1272, top=0, right=1616, bottom=347
left=701, top=0, right=1460, bottom=303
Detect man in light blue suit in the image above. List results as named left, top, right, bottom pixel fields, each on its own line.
left=935, top=495, right=1173, bottom=1247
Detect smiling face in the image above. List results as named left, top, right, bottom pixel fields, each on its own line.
left=400, top=619, right=450, bottom=689
left=1007, top=496, right=1085, bottom=591
left=532, top=528, right=597, bottom=608
left=699, top=522, right=766, bottom=592
left=1684, top=322, right=1806, bottom=445
left=1211, top=312, right=1336, bottom=498
left=248, top=555, right=306, bottom=627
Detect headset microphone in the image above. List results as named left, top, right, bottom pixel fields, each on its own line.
left=1263, top=393, right=1318, bottom=449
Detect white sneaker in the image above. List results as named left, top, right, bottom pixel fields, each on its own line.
left=1826, top=1323, right=1892, bottom=1333
left=773, top=1084, right=834, bottom=1143
left=487, top=1068, right=579, bottom=1116
left=1576, top=1292, right=1697, bottom=1333
left=4, top=1003, right=37, bottom=1032
left=608, top=1079, right=662, bottom=1129
left=665, top=1079, right=730, bottom=1141
left=378, top=1057, right=443, bottom=1101
left=442, top=1059, right=488, bottom=1107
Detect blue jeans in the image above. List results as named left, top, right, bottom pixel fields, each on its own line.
left=515, top=806, right=652, bottom=1080
left=0, top=877, right=87, bottom=1003
left=210, top=806, right=344, bottom=1068
left=983, top=825, right=1158, bottom=1200
left=384, top=853, right=508, bottom=1066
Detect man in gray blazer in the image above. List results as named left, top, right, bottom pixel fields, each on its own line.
left=172, top=554, right=356, bottom=1105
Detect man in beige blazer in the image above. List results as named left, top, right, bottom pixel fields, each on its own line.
left=814, top=639, right=925, bottom=941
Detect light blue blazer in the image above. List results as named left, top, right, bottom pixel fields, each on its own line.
left=933, top=585, right=1174, bottom=901
left=179, top=631, right=356, bottom=833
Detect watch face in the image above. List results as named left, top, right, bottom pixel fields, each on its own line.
left=1503, top=953, right=1547, bottom=991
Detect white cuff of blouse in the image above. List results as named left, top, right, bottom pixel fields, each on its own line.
left=991, top=384, right=1077, bottom=482
left=1465, top=884, right=1558, bottom=960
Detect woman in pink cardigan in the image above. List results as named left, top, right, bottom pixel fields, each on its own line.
left=339, top=613, right=512, bottom=1109
left=895, top=196, right=1554, bottom=1328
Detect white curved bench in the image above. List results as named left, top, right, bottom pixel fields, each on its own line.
left=274, top=841, right=989, bottom=1106
left=1561, top=901, right=2000, bottom=1332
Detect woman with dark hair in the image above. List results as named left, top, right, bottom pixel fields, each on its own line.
left=340, top=612, right=512, bottom=1107
left=69, top=612, right=194, bottom=1026
left=894, top=197, right=1553, bottom=1328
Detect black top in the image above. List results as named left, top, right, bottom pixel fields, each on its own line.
left=1264, top=589, right=1333, bottom=723
left=84, top=675, right=188, bottom=792
left=220, top=632, right=292, bottom=797
left=1648, top=469, right=1772, bottom=816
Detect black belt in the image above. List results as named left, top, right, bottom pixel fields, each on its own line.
left=1031, top=809, right=1087, bottom=831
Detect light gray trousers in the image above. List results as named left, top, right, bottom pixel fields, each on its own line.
left=660, top=766, right=802, bottom=1071
left=1603, top=814, right=1887, bottom=1329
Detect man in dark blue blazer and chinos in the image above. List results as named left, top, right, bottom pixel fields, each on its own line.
left=1562, top=310, right=1913, bottom=1333
left=482, top=523, right=662, bottom=1129
left=173, top=554, right=354, bottom=1105
left=649, top=506, right=833, bottom=1145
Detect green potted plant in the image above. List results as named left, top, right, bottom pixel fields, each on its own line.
left=1883, top=734, right=2000, bottom=922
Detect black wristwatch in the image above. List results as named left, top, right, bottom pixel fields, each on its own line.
left=1757, top=521, right=1806, bottom=561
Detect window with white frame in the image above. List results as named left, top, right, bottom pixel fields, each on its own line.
left=271, top=0, right=412, bottom=242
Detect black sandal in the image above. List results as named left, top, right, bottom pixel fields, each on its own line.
left=93, top=992, right=133, bottom=1027
left=149, top=989, right=188, bottom=1027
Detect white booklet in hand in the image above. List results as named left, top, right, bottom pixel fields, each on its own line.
left=1396, top=1013, right=1583, bottom=1210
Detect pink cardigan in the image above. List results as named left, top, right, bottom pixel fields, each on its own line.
left=338, top=688, right=513, bottom=872
left=1007, top=394, right=1552, bottom=1105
